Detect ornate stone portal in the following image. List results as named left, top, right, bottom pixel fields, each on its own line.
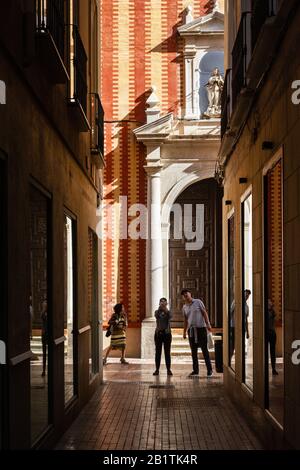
left=133, top=7, right=224, bottom=358
left=203, top=68, right=224, bottom=119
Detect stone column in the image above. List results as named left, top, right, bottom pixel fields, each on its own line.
left=184, top=47, right=197, bottom=119
left=141, top=165, right=163, bottom=358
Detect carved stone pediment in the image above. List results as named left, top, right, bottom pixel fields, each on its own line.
left=178, top=11, right=224, bottom=37
left=133, top=113, right=220, bottom=147
left=133, top=113, right=173, bottom=143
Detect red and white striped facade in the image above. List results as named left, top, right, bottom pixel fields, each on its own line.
left=100, top=0, right=224, bottom=343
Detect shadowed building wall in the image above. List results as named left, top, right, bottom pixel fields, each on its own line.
left=100, top=0, right=224, bottom=354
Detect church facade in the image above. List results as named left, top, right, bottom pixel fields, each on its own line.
left=100, top=0, right=225, bottom=357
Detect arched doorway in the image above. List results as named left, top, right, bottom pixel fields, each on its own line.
left=169, top=178, right=223, bottom=327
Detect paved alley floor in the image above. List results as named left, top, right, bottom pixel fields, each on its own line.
left=57, top=360, right=263, bottom=450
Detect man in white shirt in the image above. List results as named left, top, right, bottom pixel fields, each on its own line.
left=181, top=288, right=213, bottom=377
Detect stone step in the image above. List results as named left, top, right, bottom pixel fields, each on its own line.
left=171, top=341, right=190, bottom=348
left=171, top=349, right=215, bottom=359
left=30, top=337, right=68, bottom=355
left=171, top=334, right=222, bottom=343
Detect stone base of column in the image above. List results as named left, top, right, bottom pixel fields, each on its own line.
left=141, top=317, right=156, bottom=359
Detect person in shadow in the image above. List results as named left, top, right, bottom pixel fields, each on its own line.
left=153, top=298, right=173, bottom=376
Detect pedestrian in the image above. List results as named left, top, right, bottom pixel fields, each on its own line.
left=103, top=303, right=129, bottom=365
left=153, top=298, right=173, bottom=376
left=181, top=289, right=213, bottom=377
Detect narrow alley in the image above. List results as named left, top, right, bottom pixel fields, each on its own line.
left=57, top=361, right=262, bottom=451
left=1, top=0, right=300, bottom=455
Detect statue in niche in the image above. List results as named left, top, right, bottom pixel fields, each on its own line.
left=203, top=68, right=224, bottom=118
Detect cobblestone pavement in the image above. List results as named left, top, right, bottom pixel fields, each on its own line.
left=57, top=361, right=263, bottom=450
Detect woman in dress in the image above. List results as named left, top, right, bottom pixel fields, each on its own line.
left=103, top=303, right=129, bottom=365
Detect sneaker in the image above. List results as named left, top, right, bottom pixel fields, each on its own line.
left=120, top=358, right=129, bottom=364
left=167, top=369, right=173, bottom=376
left=207, top=370, right=213, bottom=378
left=189, top=371, right=198, bottom=376
left=153, top=370, right=159, bottom=376
left=103, top=358, right=107, bottom=365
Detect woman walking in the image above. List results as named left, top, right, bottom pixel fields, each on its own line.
left=103, top=303, right=129, bottom=365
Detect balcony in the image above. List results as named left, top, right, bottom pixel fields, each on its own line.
left=90, top=93, right=105, bottom=169
left=219, top=0, right=299, bottom=164
left=221, top=69, right=231, bottom=139
left=246, top=0, right=292, bottom=90
left=251, top=0, right=278, bottom=51
left=231, top=12, right=251, bottom=110
left=68, top=24, right=90, bottom=131
left=36, top=0, right=69, bottom=83
left=219, top=13, right=254, bottom=162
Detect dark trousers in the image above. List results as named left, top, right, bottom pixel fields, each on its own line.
left=268, top=329, right=277, bottom=370
left=154, top=331, right=172, bottom=370
left=188, top=327, right=212, bottom=374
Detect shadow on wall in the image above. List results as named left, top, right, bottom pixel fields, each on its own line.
left=204, top=0, right=216, bottom=15
left=102, top=91, right=151, bottom=329
left=149, top=2, right=218, bottom=115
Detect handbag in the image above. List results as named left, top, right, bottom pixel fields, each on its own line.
left=207, top=332, right=214, bottom=350
left=105, top=326, right=112, bottom=337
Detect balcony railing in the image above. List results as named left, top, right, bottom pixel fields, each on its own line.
left=36, top=0, right=66, bottom=61
left=221, top=69, right=231, bottom=139
left=251, top=0, right=278, bottom=51
left=231, top=12, right=251, bottom=110
left=69, top=24, right=88, bottom=117
left=90, top=93, right=104, bottom=157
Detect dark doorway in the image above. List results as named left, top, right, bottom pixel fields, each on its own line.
left=169, top=178, right=222, bottom=327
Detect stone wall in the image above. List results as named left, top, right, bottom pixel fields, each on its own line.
left=222, top=5, right=300, bottom=449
